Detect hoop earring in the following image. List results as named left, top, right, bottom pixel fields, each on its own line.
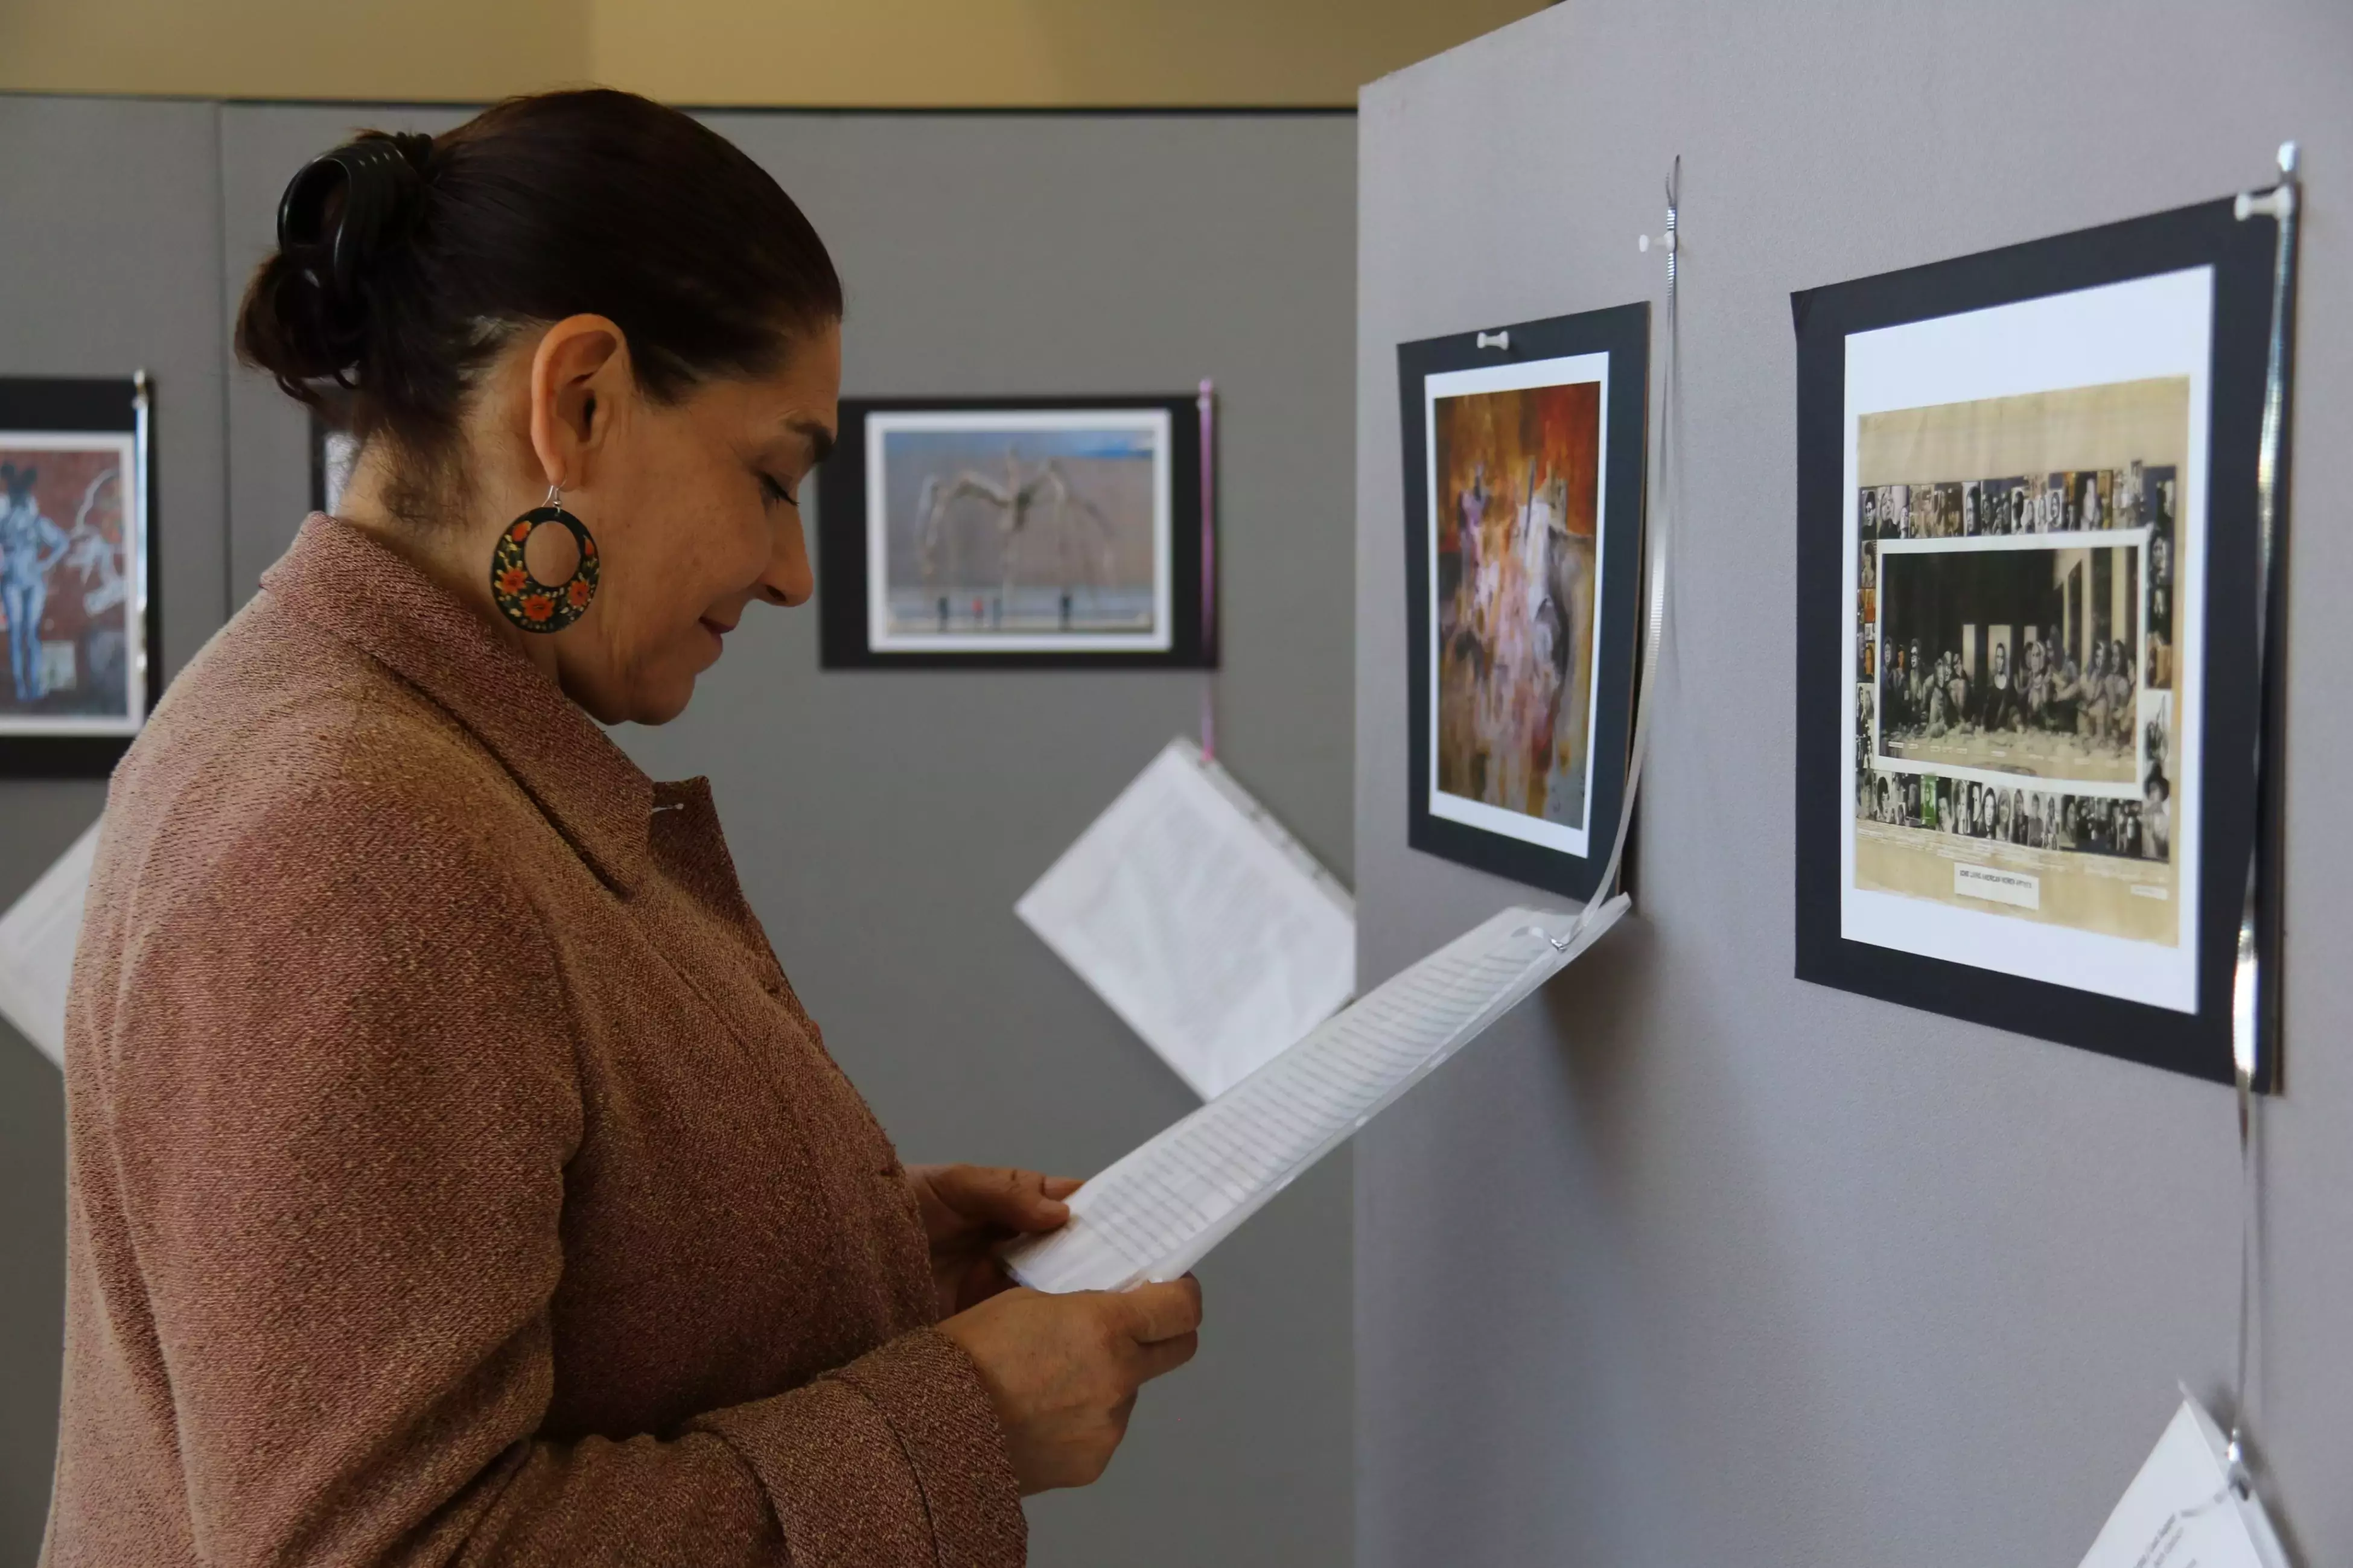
left=491, top=484, right=599, bottom=633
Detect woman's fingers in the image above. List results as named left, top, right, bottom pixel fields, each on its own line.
left=1129, top=1330, right=1199, bottom=1383
left=932, top=1164, right=1075, bottom=1233
left=954, top=1254, right=1019, bottom=1312
left=1111, top=1276, right=1203, bottom=1345
left=912, top=1164, right=1087, bottom=1237
left=938, top=1277, right=1205, bottom=1496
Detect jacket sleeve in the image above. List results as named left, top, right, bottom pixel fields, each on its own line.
left=93, top=787, right=1024, bottom=1568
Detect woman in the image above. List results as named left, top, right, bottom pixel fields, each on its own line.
left=1924, top=652, right=1951, bottom=738
left=2048, top=641, right=2082, bottom=735
left=0, top=462, right=71, bottom=705
left=46, top=90, right=1200, bottom=1567
left=2105, top=637, right=2136, bottom=747
left=2143, top=769, right=2172, bottom=860
left=2080, top=639, right=2110, bottom=741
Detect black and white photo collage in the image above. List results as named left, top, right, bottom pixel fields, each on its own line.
left=1853, top=463, right=2177, bottom=865
left=1850, top=747, right=2171, bottom=861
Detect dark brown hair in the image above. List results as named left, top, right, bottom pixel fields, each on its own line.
left=237, top=89, right=841, bottom=514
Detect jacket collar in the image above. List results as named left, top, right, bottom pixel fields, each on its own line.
left=261, top=513, right=655, bottom=894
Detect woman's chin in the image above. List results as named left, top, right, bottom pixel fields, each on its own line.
left=630, top=675, right=698, bottom=727
left=567, top=660, right=698, bottom=729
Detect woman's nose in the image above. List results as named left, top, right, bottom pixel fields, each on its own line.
left=763, top=528, right=814, bottom=608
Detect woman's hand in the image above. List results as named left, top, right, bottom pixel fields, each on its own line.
left=906, top=1164, right=1081, bottom=1316
left=938, top=1278, right=1203, bottom=1495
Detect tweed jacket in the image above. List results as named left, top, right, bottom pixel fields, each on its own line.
left=43, top=515, right=1025, bottom=1566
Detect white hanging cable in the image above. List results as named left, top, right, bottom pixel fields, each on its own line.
left=2221, top=139, right=2299, bottom=1499
left=1555, top=156, right=1680, bottom=950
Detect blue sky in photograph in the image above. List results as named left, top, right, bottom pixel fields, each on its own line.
left=881, top=426, right=1158, bottom=463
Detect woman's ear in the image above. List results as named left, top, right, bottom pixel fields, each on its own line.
left=527, top=314, right=629, bottom=491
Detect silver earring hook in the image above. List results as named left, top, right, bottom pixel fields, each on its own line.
left=544, top=481, right=563, bottom=512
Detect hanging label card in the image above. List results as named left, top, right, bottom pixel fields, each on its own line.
left=2077, top=1392, right=2292, bottom=1568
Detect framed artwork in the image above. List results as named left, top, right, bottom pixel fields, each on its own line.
left=1399, top=303, right=1649, bottom=902
left=817, top=396, right=1212, bottom=668
left=0, top=375, right=157, bottom=778
left=1794, top=197, right=2286, bottom=1087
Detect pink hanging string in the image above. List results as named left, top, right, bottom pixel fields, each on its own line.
left=1198, top=378, right=1217, bottom=761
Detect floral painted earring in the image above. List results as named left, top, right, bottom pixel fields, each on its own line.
left=491, top=483, right=599, bottom=633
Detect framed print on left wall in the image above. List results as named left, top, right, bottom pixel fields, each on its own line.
left=1398, top=303, right=1650, bottom=904
left=0, top=375, right=156, bottom=778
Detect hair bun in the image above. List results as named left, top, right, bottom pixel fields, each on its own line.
left=238, top=90, right=843, bottom=497
left=269, top=131, right=436, bottom=370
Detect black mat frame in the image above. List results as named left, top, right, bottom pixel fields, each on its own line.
left=1791, top=197, right=2286, bottom=1088
left=816, top=395, right=1212, bottom=670
left=1399, top=303, right=1650, bottom=904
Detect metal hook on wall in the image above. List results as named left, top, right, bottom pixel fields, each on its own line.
left=1638, top=157, right=1682, bottom=293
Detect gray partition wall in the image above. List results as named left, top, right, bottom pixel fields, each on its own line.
left=1355, top=5, right=2351, bottom=1567
left=0, top=95, right=232, bottom=1558
left=635, top=112, right=1358, bottom=1568
left=7, top=101, right=1358, bottom=1566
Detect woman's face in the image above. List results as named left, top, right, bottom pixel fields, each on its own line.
left=556, top=322, right=841, bottom=725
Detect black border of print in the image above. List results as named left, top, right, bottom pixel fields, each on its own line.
left=1398, top=302, right=1649, bottom=903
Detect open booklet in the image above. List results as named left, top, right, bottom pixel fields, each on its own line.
left=1002, top=892, right=1631, bottom=1293
left=1016, top=738, right=1356, bottom=1100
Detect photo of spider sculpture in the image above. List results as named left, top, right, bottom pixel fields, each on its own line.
left=915, top=444, right=1119, bottom=628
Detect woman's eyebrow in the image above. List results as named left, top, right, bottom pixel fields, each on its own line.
left=783, top=417, right=836, bottom=466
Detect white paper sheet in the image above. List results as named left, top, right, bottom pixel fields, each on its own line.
left=0, top=816, right=102, bottom=1067
left=1003, top=894, right=1629, bottom=1293
left=2078, top=1392, right=2292, bottom=1568
left=1016, top=738, right=1355, bottom=1099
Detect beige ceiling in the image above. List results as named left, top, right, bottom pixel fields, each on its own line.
left=0, top=0, right=1550, bottom=107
